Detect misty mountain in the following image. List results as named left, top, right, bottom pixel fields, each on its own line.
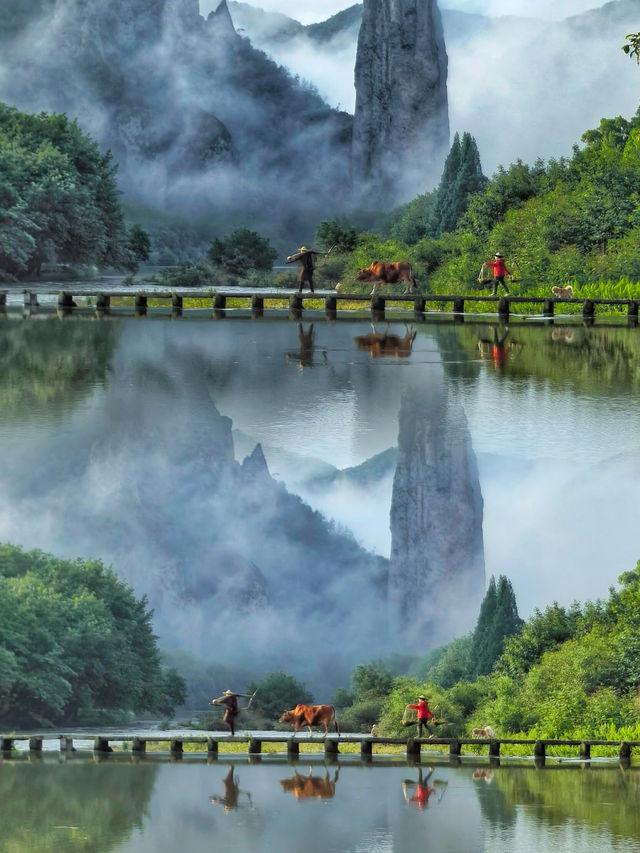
left=0, top=0, right=352, bottom=227
left=232, top=0, right=640, bottom=173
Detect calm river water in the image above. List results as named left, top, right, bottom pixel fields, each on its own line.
left=2, top=312, right=640, bottom=851
left=1, top=755, right=640, bottom=853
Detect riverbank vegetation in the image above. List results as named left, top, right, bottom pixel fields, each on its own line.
left=0, top=103, right=150, bottom=281
left=325, top=563, right=640, bottom=744
left=307, top=109, right=640, bottom=300
left=0, top=543, right=186, bottom=727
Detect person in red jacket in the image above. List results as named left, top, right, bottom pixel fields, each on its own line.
left=409, top=695, right=435, bottom=738
left=485, top=252, right=512, bottom=296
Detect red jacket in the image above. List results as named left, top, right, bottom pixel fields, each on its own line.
left=409, top=700, right=434, bottom=720
left=487, top=259, right=511, bottom=277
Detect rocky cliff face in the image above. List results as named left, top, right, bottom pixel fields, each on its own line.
left=352, top=0, right=449, bottom=204
left=0, top=0, right=352, bottom=221
left=389, top=377, right=484, bottom=645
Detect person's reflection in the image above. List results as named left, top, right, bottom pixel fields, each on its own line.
left=402, top=766, right=447, bottom=809
left=477, top=325, right=516, bottom=370
left=210, top=766, right=253, bottom=813
left=286, top=323, right=324, bottom=369
left=280, top=767, right=340, bottom=799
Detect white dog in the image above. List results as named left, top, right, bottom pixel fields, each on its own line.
left=551, top=285, right=574, bottom=299
left=472, top=726, right=495, bottom=738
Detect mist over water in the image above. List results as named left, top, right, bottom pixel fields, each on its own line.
left=1, top=316, right=640, bottom=689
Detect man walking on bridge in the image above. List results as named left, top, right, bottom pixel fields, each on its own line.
left=285, top=245, right=324, bottom=294
left=485, top=252, right=512, bottom=296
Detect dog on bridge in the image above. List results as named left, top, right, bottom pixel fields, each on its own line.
left=471, top=726, right=495, bottom=738
left=551, top=285, right=574, bottom=299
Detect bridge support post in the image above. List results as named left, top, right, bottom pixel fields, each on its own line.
left=134, top=294, right=147, bottom=315
left=206, top=738, right=218, bottom=756
left=214, top=293, right=226, bottom=311
left=543, top=299, right=555, bottom=319
left=58, top=291, right=76, bottom=310
left=248, top=738, right=262, bottom=754
left=60, top=736, right=74, bottom=752
left=406, top=739, right=420, bottom=761
left=96, top=293, right=111, bottom=312
left=582, top=300, right=595, bottom=324
left=619, top=742, right=632, bottom=763
left=534, top=740, right=546, bottom=766
left=171, top=293, right=183, bottom=314
left=29, top=737, right=43, bottom=752
left=289, top=293, right=303, bottom=317
left=1, top=738, right=13, bottom=752
left=132, top=738, right=147, bottom=754
left=360, top=740, right=373, bottom=761
left=413, top=296, right=426, bottom=314
left=498, top=298, right=510, bottom=321
left=23, top=290, right=38, bottom=310
left=287, top=739, right=299, bottom=758
left=324, top=295, right=337, bottom=318
left=170, top=739, right=183, bottom=756
left=94, top=737, right=111, bottom=753
left=488, top=739, right=501, bottom=758
left=0, top=292, right=7, bottom=310
left=448, top=739, right=461, bottom=757
left=371, top=295, right=385, bottom=321
left=579, top=741, right=591, bottom=759
left=627, top=300, right=638, bottom=327
left=251, top=296, right=264, bottom=317
left=324, top=739, right=339, bottom=758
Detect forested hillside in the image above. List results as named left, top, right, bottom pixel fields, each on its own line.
left=0, top=544, right=185, bottom=727
left=318, top=110, right=640, bottom=299
left=332, top=564, right=640, bottom=741
left=0, top=104, right=145, bottom=279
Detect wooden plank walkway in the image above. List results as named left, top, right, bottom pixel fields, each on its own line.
left=1, top=731, right=638, bottom=762
left=1, top=289, right=638, bottom=324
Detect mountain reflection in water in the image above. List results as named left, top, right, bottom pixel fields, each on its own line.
left=2, top=759, right=640, bottom=853
left=1, top=317, right=640, bottom=690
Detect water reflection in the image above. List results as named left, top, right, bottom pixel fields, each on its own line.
left=476, top=325, right=522, bottom=370
left=353, top=323, right=417, bottom=358
left=0, top=760, right=157, bottom=853
left=210, top=766, right=253, bottom=812
left=285, top=323, right=326, bottom=369
left=280, top=767, right=340, bottom=800
left=402, top=766, right=448, bottom=809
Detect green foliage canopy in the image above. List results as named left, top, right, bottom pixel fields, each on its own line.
left=0, top=103, right=137, bottom=278
left=0, top=543, right=185, bottom=726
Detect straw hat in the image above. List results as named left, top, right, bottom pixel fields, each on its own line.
left=494, top=252, right=503, bottom=258
left=298, top=246, right=309, bottom=252
left=418, top=695, right=427, bottom=700
left=223, top=689, right=233, bottom=695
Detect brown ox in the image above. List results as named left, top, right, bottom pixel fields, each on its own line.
left=280, top=768, right=339, bottom=800
left=354, top=324, right=416, bottom=359
left=355, top=261, right=417, bottom=295
left=279, top=703, right=340, bottom=735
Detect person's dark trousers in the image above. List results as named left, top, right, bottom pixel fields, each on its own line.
left=417, top=719, right=434, bottom=737
left=491, top=276, right=510, bottom=296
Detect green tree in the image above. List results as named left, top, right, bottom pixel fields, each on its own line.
left=207, top=228, right=277, bottom=277
left=351, top=661, right=394, bottom=700
left=0, top=543, right=183, bottom=726
left=432, top=132, right=487, bottom=236
left=468, top=576, right=523, bottom=679
left=247, top=672, right=313, bottom=721
left=315, top=219, right=358, bottom=253
left=126, top=223, right=151, bottom=269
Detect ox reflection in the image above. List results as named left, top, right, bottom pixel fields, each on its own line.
left=280, top=767, right=340, bottom=800
left=354, top=324, right=417, bottom=359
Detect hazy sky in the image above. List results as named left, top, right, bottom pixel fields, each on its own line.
left=215, top=0, right=610, bottom=25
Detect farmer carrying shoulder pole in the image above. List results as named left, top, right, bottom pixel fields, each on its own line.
left=210, top=689, right=254, bottom=737
left=285, top=245, right=325, bottom=294
left=485, top=252, right=512, bottom=296
left=409, top=695, right=435, bottom=738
